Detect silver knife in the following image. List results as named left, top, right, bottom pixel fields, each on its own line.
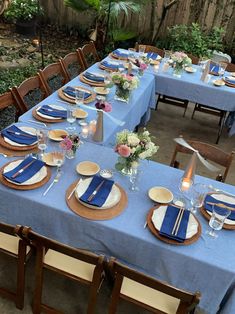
left=43, top=171, right=61, bottom=196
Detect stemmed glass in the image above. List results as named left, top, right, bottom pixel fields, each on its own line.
left=37, top=129, right=48, bottom=160
left=189, top=183, right=210, bottom=214
left=138, top=45, right=145, bottom=57
left=52, top=150, right=65, bottom=173
left=206, top=205, right=231, bottom=238
left=218, top=61, right=227, bottom=80
left=75, top=89, right=85, bottom=107
left=66, top=104, right=76, bottom=133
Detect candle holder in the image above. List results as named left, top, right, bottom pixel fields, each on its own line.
left=81, top=123, right=89, bottom=139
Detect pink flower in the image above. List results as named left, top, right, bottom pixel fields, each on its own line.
left=140, top=63, right=147, bottom=70
left=103, top=102, right=112, bottom=112
left=60, top=137, right=73, bottom=150
left=118, top=144, right=131, bottom=157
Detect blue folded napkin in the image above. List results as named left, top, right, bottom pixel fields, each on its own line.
left=159, top=205, right=190, bottom=242
left=210, top=63, right=219, bottom=74
left=204, top=194, right=235, bottom=220
left=113, top=49, right=129, bottom=58
left=63, top=86, right=91, bottom=99
left=101, top=60, right=121, bottom=70
left=80, top=175, right=114, bottom=207
left=83, top=72, right=105, bottom=82
left=147, top=52, right=159, bottom=60
left=1, top=125, right=37, bottom=145
left=38, top=105, right=67, bottom=118
left=224, top=77, right=235, bottom=85
left=3, top=156, right=45, bottom=184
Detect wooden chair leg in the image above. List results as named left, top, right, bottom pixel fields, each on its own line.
left=33, top=247, right=45, bottom=314
left=87, top=265, right=104, bottom=314
left=183, top=100, right=188, bottom=117
left=15, top=240, right=27, bottom=309
left=191, top=103, right=197, bottom=119
left=216, top=111, right=226, bottom=144
left=108, top=275, right=123, bottom=314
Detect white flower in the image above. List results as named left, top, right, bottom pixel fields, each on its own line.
left=123, top=81, right=130, bottom=89
left=127, top=134, right=140, bottom=146
left=139, top=151, right=148, bottom=159
left=131, top=161, right=139, bottom=168
left=143, top=130, right=150, bottom=136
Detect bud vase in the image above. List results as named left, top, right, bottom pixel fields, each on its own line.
left=114, top=85, right=131, bottom=103
left=173, top=65, right=183, bottom=78
left=65, top=148, right=76, bottom=159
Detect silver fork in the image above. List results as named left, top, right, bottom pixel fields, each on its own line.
left=0, top=153, right=8, bottom=158
left=43, top=171, right=61, bottom=196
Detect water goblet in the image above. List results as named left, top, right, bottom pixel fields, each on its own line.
left=138, top=45, right=146, bottom=57
left=52, top=150, right=65, bottom=173
left=189, top=183, right=210, bottom=214
left=66, top=104, right=76, bottom=133
left=206, top=205, right=231, bottom=238
left=37, top=129, right=48, bottom=160
left=163, top=49, right=172, bottom=60
left=75, top=88, right=85, bottom=107
left=218, top=61, right=227, bottom=79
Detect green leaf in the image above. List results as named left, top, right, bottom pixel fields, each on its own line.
left=64, top=0, right=100, bottom=11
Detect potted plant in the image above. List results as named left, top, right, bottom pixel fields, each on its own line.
left=4, top=0, right=43, bottom=36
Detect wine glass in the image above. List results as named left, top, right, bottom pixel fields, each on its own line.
left=66, top=104, right=76, bottom=133
left=189, top=183, right=210, bottom=214
left=138, top=45, right=145, bottom=57
left=75, top=89, right=85, bottom=107
left=206, top=205, right=231, bottom=238
left=37, top=129, right=48, bottom=160
left=52, top=150, right=65, bottom=173
left=218, top=61, right=227, bottom=80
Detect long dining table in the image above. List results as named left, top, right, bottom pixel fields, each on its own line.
left=0, top=51, right=235, bottom=314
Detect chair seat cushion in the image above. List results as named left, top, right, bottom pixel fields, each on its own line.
left=0, top=232, right=30, bottom=255
left=121, top=277, right=180, bottom=314
left=44, top=249, right=95, bottom=282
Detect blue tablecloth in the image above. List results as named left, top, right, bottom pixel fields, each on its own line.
left=0, top=140, right=234, bottom=314
left=18, top=63, right=156, bottom=147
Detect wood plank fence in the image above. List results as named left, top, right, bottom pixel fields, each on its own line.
left=40, top=0, right=235, bottom=52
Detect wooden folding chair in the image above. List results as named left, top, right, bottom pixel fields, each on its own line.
left=186, top=53, right=199, bottom=65
left=38, top=62, right=69, bottom=95
left=0, top=91, right=26, bottom=131
left=60, top=51, right=85, bottom=80
left=12, top=75, right=49, bottom=111
left=225, top=62, right=235, bottom=72
left=135, top=42, right=164, bottom=58
left=0, top=222, right=31, bottom=309
left=16, top=226, right=105, bottom=314
left=108, top=258, right=200, bottom=314
left=78, top=41, right=100, bottom=69
left=170, top=136, right=235, bottom=182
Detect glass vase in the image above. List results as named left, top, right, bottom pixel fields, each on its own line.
left=65, top=148, right=76, bottom=159
left=173, top=65, right=183, bottom=78
left=129, top=165, right=140, bottom=192
left=114, top=85, right=131, bottom=103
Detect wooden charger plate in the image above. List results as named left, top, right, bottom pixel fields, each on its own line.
left=109, top=52, right=128, bottom=61
left=58, top=86, right=96, bottom=104
left=0, top=135, right=37, bottom=151
left=223, top=80, right=235, bottom=88
left=200, top=207, right=235, bottom=230
left=79, top=74, right=106, bottom=87
left=0, top=160, right=51, bottom=190
left=66, top=180, right=128, bottom=220
left=0, top=144, right=38, bottom=157
left=32, top=108, right=64, bottom=123
left=147, top=205, right=201, bottom=245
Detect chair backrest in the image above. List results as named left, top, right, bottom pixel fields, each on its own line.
left=225, top=62, right=235, bottom=72
left=78, top=41, right=100, bottom=69
left=0, top=91, right=26, bottom=131
left=60, top=51, right=85, bottom=80
left=187, top=53, right=199, bottom=65
left=170, top=137, right=235, bottom=182
left=12, top=75, right=49, bottom=111
left=38, top=62, right=69, bottom=95
left=108, top=258, right=200, bottom=314
left=135, top=42, right=164, bottom=57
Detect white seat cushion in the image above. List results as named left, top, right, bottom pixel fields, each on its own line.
left=121, top=277, right=180, bottom=314
left=0, top=232, right=30, bottom=255
left=44, top=249, right=95, bottom=282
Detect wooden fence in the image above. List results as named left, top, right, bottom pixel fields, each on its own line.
left=40, top=0, right=235, bottom=51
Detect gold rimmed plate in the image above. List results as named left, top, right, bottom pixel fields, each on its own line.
left=94, top=87, right=110, bottom=95
left=76, top=161, right=100, bottom=176
left=148, top=186, right=173, bottom=204
left=42, top=152, right=64, bottom=167
left=73, top=109, right=88, bottom=119
left=48, top=129, right=68, bottom=141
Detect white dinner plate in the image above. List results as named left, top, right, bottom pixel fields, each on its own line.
left=75, top=177, right=121, bottom=209
left=3, top=159, right=47, bottom=185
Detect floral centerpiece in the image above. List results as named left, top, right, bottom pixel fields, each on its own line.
left=111, top=72, right=139, bottom=102
left=171, top=51, right=192, bottom=77
left=115, top=129, right=159, bottom=174
left=95, top=99, right=112, bottom=112
left=133, top=59, right=148, bottom=76
left=60, top=134, right=81, bottom=159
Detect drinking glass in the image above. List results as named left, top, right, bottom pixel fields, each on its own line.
left=164, top=50, right=172, bottom=60
left=189, top=183, right=210, bottom=214
left=206, top=205, right=231, bottom=238
left=37, top=129, right=48, bottom=160
left=139, top=45, right=146, bottom=56
left=52, top=150, right=65, bottom=173
left=66, top=104, right=76, bottom=133
left=218, top=62, right=227, bottom=78
left=75, top=89, right=85, bottom=107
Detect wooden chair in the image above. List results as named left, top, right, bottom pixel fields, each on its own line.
left=0, top=222, right=31, bottom=309
left=225, top=62, right=235, bottom=72
left=108, top=258, right=201, bottom=314
left=135, top=42, right=164, bottom=57
left=16, top=226, right=105, bottom=314
left=187, top=53, right=199, bottom=65
left=0, top=91, right=26, bottom=131
left=78, top=41, right=100, bottom=69
left=60, top=51, right=86, bottom=80
left=12, top=75, right=49, bottom=111
left=170, top=137, right=235, bottom=182
left=38, top=62, right=69, bottom=95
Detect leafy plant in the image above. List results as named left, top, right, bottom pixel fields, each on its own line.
left=166, top=23, right=224, bottom=58
left=4, top=0, right=43, bottom=21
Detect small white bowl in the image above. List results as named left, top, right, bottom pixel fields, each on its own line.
left=213, top=79, right=225, bottom=87
left=76, top=161, right=100, bottom=176
left=185, top=66, right=196, bottom=73
left=148, top=186, right=173, bottom=204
